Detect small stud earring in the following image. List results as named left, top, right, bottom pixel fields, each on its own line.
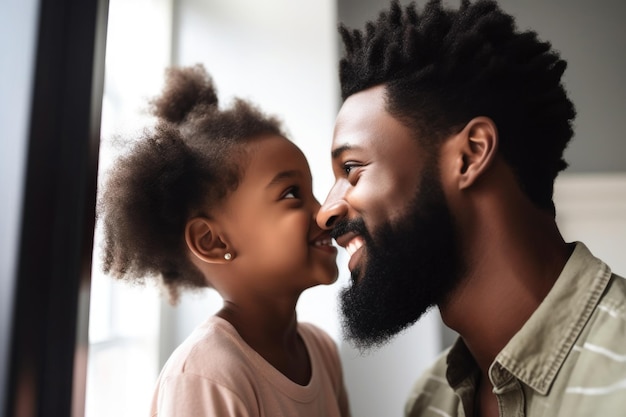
left=224, top=253, right=232, bottom=261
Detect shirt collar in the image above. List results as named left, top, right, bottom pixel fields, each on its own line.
left=445, top=242, right=612, bottom=394
left=445, top=337, right=477, bottom=388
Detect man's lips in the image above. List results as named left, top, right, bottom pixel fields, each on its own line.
left=334, top=231, right=358, bottom=248
left=335, top=232, right=366, bottom=271
left=345, top=236, right=365, bottom=257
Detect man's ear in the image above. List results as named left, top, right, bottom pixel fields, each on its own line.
left=185, top=217, right=232, bottom=264
left=455, top=116, right=498, bottom=190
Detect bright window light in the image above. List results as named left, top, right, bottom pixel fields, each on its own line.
left=86, top=1, right=172, bottom=416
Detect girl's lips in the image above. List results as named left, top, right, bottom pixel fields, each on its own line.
left=311, top=236, right=338, bottom=255
left=312, top=243, right=338, bottom=255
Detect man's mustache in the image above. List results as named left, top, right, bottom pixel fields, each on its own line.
left=330, top=217, right=369, bottom=241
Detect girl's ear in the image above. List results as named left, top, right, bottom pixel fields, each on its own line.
left=454, top=116, right=498, bottom=190
left=185, top=217, right=233, bottom=264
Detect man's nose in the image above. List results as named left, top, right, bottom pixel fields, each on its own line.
left=316, top=183, right=349, bottom=230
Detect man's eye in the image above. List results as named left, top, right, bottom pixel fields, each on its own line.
left=343, top=163, right=358, bottom=176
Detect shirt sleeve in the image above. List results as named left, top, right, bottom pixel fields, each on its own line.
left=337, top=376, right=351, bottom=417
left=328, top=337, right=351, bottom=417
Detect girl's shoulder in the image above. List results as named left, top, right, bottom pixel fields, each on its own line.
left=297, top=321, right=333, bottom=342
left=160, top=316, right=253, bottom=379
left=152, top=317, right=263, bottom=414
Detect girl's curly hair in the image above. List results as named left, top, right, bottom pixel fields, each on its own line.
left=339, top=0, right=576, bottom=213
left=97, top=64, right=284, bottom=302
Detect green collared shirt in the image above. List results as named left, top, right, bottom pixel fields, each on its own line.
left=405, top=242, right=626, bottom=417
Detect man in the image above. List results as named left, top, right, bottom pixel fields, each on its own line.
left=316, top=1, right=626, bottom=416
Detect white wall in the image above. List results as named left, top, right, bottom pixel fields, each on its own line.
left=554, top=173, right=626, bottom=277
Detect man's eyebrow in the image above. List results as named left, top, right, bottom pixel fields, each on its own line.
left=331, top=144, right=361, bottom=160
left=266, top=170, right=302, bottom=188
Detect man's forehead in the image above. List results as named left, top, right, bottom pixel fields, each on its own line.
left=332, top=90, right=390, bottom=154
left=336, top=85, right=387, bottom=123
left=332, top=101, right=419, bottom=156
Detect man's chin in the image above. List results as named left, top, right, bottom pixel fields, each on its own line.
left=339, top=281, right=427, bottom=352
left=340, top=306, right=426, bottom=353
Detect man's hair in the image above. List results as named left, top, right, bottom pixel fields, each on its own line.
left=339, top=0, right=576, bottom=212
left=97, top=64, right=284, bottom=302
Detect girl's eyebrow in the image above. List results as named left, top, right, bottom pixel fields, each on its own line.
left=266, top=170, right=302, bottom=188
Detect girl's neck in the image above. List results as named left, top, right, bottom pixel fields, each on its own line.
left=216, top=301, right=311, bottom=385
left=217, top=300, right=299, bottom=343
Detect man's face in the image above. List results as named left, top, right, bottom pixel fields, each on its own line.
left=317, top=85, right=463, bottom=350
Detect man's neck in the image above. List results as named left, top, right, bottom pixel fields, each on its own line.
left=440, top=197, right=571, bottom=375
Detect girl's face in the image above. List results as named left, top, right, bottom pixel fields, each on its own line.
left=218, top=134, right=338, bottom=297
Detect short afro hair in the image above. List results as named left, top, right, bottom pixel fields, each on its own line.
left=339, top=0, right=576, bottom=213
left=97, top=64, right=285, bottom=302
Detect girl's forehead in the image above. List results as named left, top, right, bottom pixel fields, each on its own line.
left=242, top=135, right=312, bottom=182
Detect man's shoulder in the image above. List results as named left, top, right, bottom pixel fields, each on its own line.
left=543, top=270, right=626, bottom=416
left=404, top=349, right=459, bottom=417
left=583, top=270, right=626, bottom=347
left=604, top=271, right=626, bottom=302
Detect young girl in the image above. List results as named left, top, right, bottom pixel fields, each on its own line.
left=98, top=64, right=350, bottom=416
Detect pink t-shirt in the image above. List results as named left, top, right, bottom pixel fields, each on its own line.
left=150, top=316, right=351, bottom=417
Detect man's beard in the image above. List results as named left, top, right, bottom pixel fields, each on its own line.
left=333, top=166, right=463, bottom=351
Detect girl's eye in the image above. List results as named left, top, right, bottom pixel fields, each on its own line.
left=282, top=186, right=300, bottom=199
